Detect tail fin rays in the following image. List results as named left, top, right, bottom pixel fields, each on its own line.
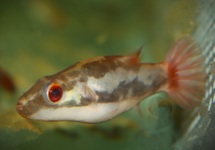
left=165, top=37, right=206, bottom=109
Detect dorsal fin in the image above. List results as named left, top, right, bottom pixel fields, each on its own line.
left=129, top=46, right=143, bottom=63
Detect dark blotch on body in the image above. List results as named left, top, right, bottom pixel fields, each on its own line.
left=82, top=56, right=141, bottom=79
left=96, top=75, right=167, bottom=103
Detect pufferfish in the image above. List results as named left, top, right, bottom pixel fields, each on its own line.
left=16, top=37, right=206, bottom=123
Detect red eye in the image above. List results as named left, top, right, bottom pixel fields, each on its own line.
left=48, top=84, right=62, bottom=102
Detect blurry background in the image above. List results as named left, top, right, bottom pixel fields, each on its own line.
left=0, top=0, right=206, bottom=150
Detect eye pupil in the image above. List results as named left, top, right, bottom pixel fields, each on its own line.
left=52, top=88, right=61, bottom=97
left=48, top=85, right=62, bottom=102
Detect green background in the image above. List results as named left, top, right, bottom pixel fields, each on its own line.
left=0, top=0, right=196, bottom=150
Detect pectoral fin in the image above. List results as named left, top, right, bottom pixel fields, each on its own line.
left=82, top=83, right=98, bottom=101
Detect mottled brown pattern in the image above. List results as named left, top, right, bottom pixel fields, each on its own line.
left=17, top=75, right=52, bottom=117
left=81, top=58, right=118, bottom=78
left=18, top=91, right=91, bottom=118
left=79, top=96, right=94, bottom=106
left=96, top=74, right=167, bottom=103
left=81, top=55, right=142, bottom=79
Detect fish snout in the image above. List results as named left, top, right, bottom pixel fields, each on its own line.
left=16, top=97, right=29, bottom=118
left=16, top=101, right=23, bottom=111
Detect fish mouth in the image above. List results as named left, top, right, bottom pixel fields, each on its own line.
left=16, top=98, right=30, bottom=118
left=16, top=102, right=26, bottom=118
left=16, top=102, right=23, bottom=111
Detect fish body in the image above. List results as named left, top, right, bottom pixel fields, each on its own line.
left=17, top=38, right=206, bottom=123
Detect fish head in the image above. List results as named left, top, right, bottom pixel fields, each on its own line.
left=16, top=72, right=90, bottom=121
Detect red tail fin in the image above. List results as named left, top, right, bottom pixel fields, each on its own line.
left=165, top=37, right=206, bottom=109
